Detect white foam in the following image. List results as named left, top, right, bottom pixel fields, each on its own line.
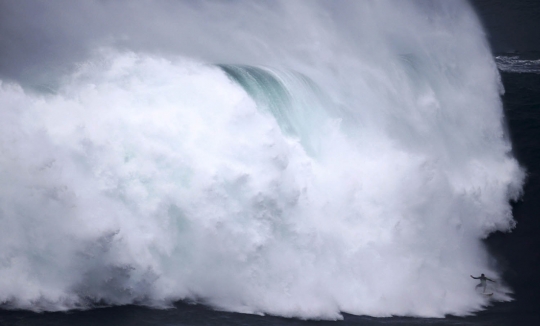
left=0, top=0, right=524, bottom=319
left=496, top=56, right=540, bottom=74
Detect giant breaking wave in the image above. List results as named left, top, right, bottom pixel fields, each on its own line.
left=0, top=0, right=524, bottom=319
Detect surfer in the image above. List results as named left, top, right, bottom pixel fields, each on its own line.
left=470, top=274, right=495, bottom=293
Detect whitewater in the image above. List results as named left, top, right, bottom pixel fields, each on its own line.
left=0, top=0, right=525, bottom=319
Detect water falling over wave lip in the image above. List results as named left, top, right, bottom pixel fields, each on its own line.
left=0, top=0, right=526, bottom=319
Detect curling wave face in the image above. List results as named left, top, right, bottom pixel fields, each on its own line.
left=0, top=0, right=525, bottom=319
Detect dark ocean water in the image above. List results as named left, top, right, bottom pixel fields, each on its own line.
left=0, top=300, right=538, bottom=326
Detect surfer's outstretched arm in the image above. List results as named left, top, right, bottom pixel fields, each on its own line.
left=487, top=278, right=496, bottom=282
left=470, top=275, right=479, bottom=279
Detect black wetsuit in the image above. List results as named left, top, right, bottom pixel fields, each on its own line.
left=471, top=274, right=494, bottom=292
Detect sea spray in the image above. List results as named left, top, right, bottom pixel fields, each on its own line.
left=0, top=0, right=524, bottom=319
